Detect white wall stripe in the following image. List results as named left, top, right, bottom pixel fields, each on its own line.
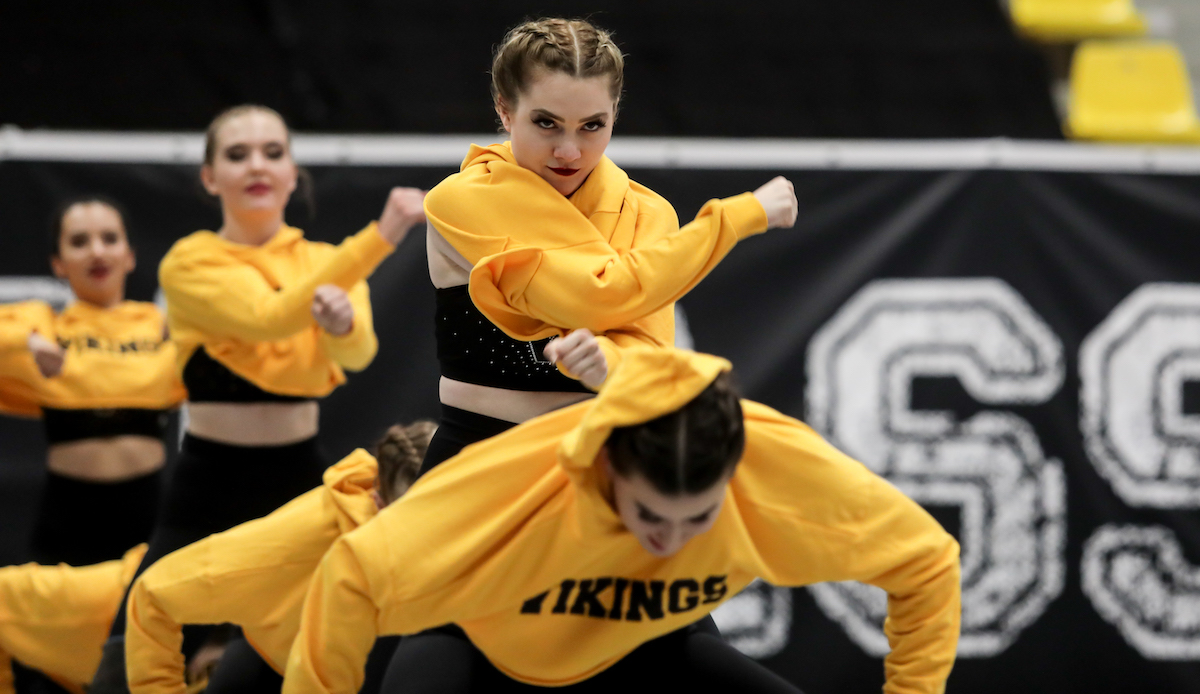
left=3, top=126, right=1200, bottom=173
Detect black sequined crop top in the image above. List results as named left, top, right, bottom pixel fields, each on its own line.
left=435, top=285, right=591, bottom=393
left=183, top=348, right=312, bottom=403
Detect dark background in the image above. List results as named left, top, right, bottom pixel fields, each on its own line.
left=1, top=0, right=1061, bottom=138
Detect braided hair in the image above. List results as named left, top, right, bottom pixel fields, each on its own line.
left=606, top=372, right=745, bottom=495
left=491, top=18, right=625, bottom=109
left=374, top=420, right=437, bottom=505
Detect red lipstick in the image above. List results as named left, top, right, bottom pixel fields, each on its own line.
left=246, top=182, right=272, bottom=195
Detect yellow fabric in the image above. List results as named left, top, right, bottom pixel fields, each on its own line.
left=0, top=545, right=147, bottom=694
left=284, top=348, right=961, bottom=693
left=160, top=223, right=393, bottom=398
left=0, top=300, right=184, bottom=417
left=1068, top=40, right=1200, bottom=144
left=424, top=143, right=768, bottom=380
left=1011, top=0, right=1146, bottom=42
left=126, top=451, right=379, bottom=694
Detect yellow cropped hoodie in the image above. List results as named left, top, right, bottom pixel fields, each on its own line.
left=125, top=450, right=378, bottom=694
left=159, top=224, right=393, bottom=398
left=0, top=300, right=184, bottom=417
left=284, top=349, right=961, bottom=693
left=423, top=143, right=768, bottom=374
left=0, top=545, right=147, bottom=694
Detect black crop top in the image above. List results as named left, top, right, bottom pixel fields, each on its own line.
left=436, top=285, right=591, bottom=394
left=42, top=407, right=169, bottom=445
left=183, top=347, right=311, bottom=403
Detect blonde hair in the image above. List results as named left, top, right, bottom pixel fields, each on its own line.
left=491, top=18, right=624, bottom=109
left=374, top=420, right=437, bottom=505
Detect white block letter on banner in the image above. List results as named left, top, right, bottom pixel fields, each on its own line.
left=806, top=278, right=1066, bottom=657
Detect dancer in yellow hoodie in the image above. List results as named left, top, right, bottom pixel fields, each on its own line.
left=0, top=197, right=184, bottom=568
left=284, top=348, right=961, bottom=694
left=124, top=421, right=434, bottom=694
left=92, top=104, right=428, bottom=694
left=419, top=17, right=801, bottom=474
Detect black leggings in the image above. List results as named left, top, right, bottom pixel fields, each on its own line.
left=204, top=638, right=281, bottom=694
left=380, top=622, right=801, bottom=693
left=109, top=434, right=328, bottom=636
left=418, top=404, right=516, bottom=477
left=11, top=663, right=72, bottom=694
left=205, top=636, right=403, bottom=694
left=29, top=468, right=162, bottom=566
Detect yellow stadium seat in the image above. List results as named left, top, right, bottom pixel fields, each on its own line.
left=1011, top=0, right=1146, bottom=42
left=1067, top=41, right=1200, bottom=144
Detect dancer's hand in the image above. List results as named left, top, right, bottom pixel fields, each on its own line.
left=377, top=187, right=427, bottom=246
left=27, top=332, right=65, bottom=378
left=312, top=285, right=355, bottom=336
left=753, top=176, right=798, bottom=229
left=544, top=329, right=607, bottom=390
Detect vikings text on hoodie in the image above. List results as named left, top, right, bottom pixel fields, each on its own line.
left=0, top=301, right=184, bottom=417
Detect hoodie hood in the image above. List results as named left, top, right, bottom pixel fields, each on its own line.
left=321, top=448, right=380, bottom=533
left=458, top=142, right=629, bottom=234
left=558, top=347, right=731, bottom=489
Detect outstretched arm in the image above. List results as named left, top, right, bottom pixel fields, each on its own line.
left=161, top=225, right=394, bottom=343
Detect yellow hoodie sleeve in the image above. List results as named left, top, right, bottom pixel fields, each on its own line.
left=318, top=279, right=377, bottom=372
left=0, top=651, right=11, bottom=694
left=160, top=224, right=393, bottom=344
left=127, top=450, right=378, bottom=694
left=0, top=303, right=54, bottom=396
left=0, top=546, right=145, bottom=694
left=467, top=193, right=765, bottom=340
left=739, top=407, right=961, bottom=694
left=283, top=539, right=380, bottom=694
left=125, top=488, right=342, bottom=694
left=0, top=302, right=54, bottom=353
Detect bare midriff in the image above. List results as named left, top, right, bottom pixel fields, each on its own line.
left=439, top=377, right=592, bottom=424
left=185, top=401, right=320, bottom=447
left=427, top=224, right=594, bottom=423
left=47, top=436, right=165, bottom=481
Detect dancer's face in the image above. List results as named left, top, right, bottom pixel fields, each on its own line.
left=201, top=110, right=298, bottom=217
left=51, top=202, right=135, bottom=308
left=496, top=70, right=615, bottom=197
left=606, top=454, right=729, bottom=558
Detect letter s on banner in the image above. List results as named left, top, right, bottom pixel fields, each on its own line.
left=1080, top=283, right=1200, bottom=659
left=805, top=278, right=1066, bottom=657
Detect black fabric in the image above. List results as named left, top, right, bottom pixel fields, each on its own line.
left=182, top=347, right=312, bottom=403
left=203, top=635, right=400, bottom=694
left=41, top=407, right=169, bottom=444
left=28, top=468, right=161, bottom=565
left=108, top=434, right=328, bottom=637
left=381, top=617, right=799, bottom=693
left=205, top=638, right=283, bottom=694
left=418, top=404, right=515, bottom=477
left=12, top=661, right=73, bottom=694
left=435, top=285, right=591, bottom=394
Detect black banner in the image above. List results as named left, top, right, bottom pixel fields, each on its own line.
left=3, top=156, right=1200, bottom=693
